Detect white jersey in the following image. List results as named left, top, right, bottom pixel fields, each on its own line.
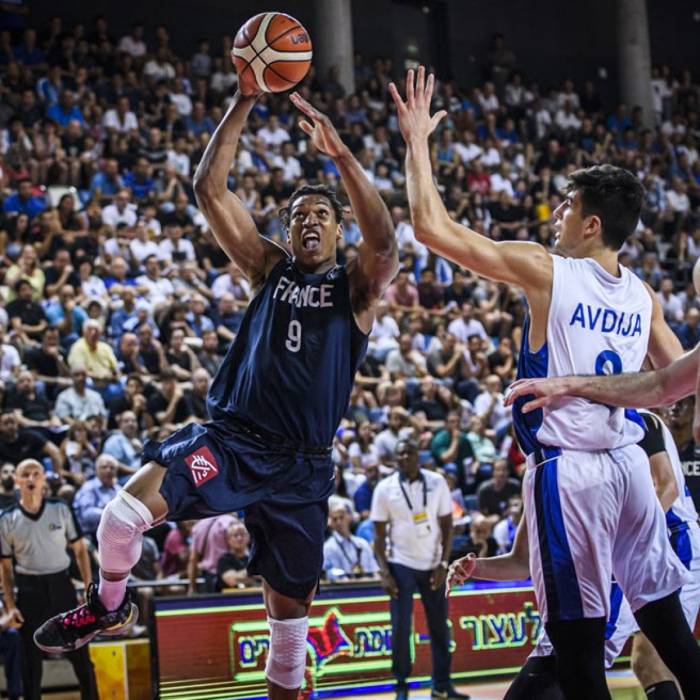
left=639, top=409, right=700, bottom=570
left=514, top=255, right=652, bottom=454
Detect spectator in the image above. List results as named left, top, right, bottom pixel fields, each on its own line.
left=185, top=368, right=211, bottom=421
left=323, top=503, right=379, bottom=581
left=102, top=411, right=142, bottom=478
left=473, top=374, right=511, bottom=435
left=0, top=463, right=17, bottom=509
left=146, top=368, right=192, bottom=428
left=67, top=320, right=121, bottom=395
left=353, top=461, right=381, bottom=521
left=160, top=521, right=193, bottom=579
left=7, top=279, right=47, bottom=343
left=676, top=308, right=700, bottom=350
left=216, top=521, right=256, bottom=589
left=493, top=495, right=523, bottom=555
left=188, top=514, right=238, bottom=593
left=448, top=303, right=489, bottom=344
left=60, top=421, right=98, bottom=484
left=431, top=411, right=475, bottom=494
left=373, top=407, right=412, bottom=465
left=0, top=410, right=63, bottom=473
left=386, top=333, right=427, bottom=381
left=453, top=512, right=498, bottom=560
left=2, top=178, right=45, bottom=220
left=54, top=365, right=107, bottom=424
left=0, top=325, right=21, bottom=381
left=476, top=459, right=521, bottom=520
left=73, top=454, right=120, bottom=537
left=657, top=276, right=684, bottom=325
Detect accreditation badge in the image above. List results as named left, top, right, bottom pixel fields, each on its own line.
left=413, top=511, right=432, bottom=539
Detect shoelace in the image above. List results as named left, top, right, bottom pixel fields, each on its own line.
left=61, top=606, right=97, bottom=630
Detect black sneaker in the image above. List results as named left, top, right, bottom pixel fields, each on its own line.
left=431, top=687, right=471, bottom=700
left=34, top=582, right=139, bottom=653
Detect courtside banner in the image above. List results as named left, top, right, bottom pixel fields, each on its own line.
left=154, top=580, right=548, bottom=699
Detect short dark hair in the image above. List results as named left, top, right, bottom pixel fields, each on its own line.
left=279, top=184, right=344, bottom=232
left=395, top=438, right=419, bottom=454
left=567, top=165, right=644, bottom=250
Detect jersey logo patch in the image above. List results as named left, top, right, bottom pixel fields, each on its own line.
left=185, top=446, right=219, bottom=487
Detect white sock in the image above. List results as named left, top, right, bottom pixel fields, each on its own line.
left=98, top=573, right=129, bottom=612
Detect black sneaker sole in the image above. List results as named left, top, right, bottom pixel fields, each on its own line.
left=33, top=603, right=139, bottom=653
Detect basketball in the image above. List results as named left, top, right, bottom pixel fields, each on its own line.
left=232, top=12, right=312, bottom=94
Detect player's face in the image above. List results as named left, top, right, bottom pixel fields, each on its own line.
left=287, top=195, right=341, bottom=271
left=552, top=190, right=585, bottom=255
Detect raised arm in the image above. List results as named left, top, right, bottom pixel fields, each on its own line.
left=193, top=90, right=284, bottom=290
left=505, top=343, right=700, bottom=414
left=289, top=92, right=398, bottom=331
left=389, top=67, right=551, bottom=292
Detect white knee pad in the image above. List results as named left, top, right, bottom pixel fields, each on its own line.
left=265, top=617, right=309, bottom=690
left=96, top=490, right=154, bottom=575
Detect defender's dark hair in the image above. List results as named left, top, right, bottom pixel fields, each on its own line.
left=279, top=184, right=344, bottom=232
left=567, top=165, right=644, bottom=251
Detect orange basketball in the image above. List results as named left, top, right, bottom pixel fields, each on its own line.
left=232, top=12, right=312, bottom=94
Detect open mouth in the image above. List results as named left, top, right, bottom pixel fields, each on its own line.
left=301, top=230, right=321, bottom=251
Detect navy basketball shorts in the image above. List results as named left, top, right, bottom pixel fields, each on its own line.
left=143, top=419, right=334, bottom=599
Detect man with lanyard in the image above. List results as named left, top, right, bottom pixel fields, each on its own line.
left=0, top=460, right=98, bottom=700
left=372, top=439, right=469, bottom=700
left=323, top=503, right=378, bottom=581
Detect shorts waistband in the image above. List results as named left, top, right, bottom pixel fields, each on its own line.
left=15, top=568, right=70, bottom=582
left=233, top=417, right=332, bottom=456
left=526, top=446, right=562, bottom=468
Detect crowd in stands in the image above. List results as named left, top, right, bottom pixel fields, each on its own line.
left=0, top=15, right=697, bottom=623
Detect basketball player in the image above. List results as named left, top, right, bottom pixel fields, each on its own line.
left=448, top=408, right=700, bottom=700
left=389, top=65, right=700, bottom=699
left=33, top=86, right=399, bottom=700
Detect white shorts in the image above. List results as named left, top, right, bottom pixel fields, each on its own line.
left=533, top=567, right=700, bottom=668
left=524, top=444, right=691, bottom=623
left=532, top=581, right=637, bottom=668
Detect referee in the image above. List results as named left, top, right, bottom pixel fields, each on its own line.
left=0, top=459, right=98, bottom=700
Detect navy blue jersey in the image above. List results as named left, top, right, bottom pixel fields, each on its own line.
left=208, top=256, right=368, bottom=446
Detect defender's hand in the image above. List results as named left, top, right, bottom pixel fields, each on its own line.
left=388, top=65, right=447, bottom=143
left=446, top=553, right=476, bottom=597
left=504, top=376, right=571, bottom=413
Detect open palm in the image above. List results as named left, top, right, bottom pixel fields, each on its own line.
left=290, top=92, right=347, bottom=158
left=389, top=65, right=447, bottom=143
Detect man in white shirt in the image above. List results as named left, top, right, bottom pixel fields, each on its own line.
left=323, top=504, right=378, bottom=581
left=135, top=255, right=175, bottom=310
left=0, top=326, right=20, bottom=382
left=369, top=301, right=400, bottom=359
left=102, top=96, right=139, bottom=135
left=117, top=24, right=146, bottom=58
left=447, top=303, right=488, bottom=344
left=256, top=115, right=290, bottom=148
left=656, top=276, right=684, bottom=325
left=273, top=142, right=302, bottom=182
left=372, top=439, right=467, bottom=700
left=101, top=189, right=138, bottom=230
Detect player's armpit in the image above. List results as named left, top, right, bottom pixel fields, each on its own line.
left=194, top=188, right=285, bottom=289
left=415, top=215, right=552, bottom=292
